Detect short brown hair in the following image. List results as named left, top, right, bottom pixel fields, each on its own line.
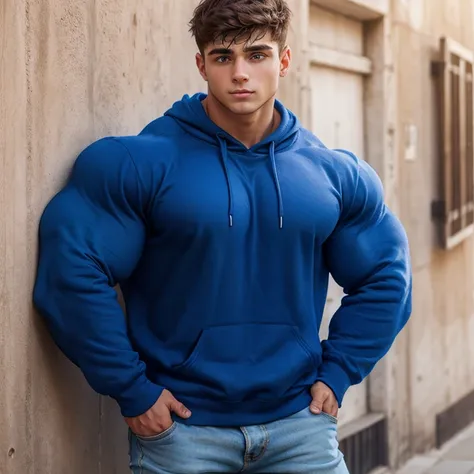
left=189, top=0, right=292, bottom=54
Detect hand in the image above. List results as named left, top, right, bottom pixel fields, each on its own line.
left=310, top=381, right=338, bottom=418
left=124, top=389, right=191, bottom=437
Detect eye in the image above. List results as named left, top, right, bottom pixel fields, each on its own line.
left=250, top=53, right=266, bottom=61
left=216, top=56, right=231, bottom=63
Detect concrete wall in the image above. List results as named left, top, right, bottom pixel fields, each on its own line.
left=0, top=1, right=306, bottom=473
left=3, top=0, right=474, bottom=471
left=392, top=0, right=474, bottom=459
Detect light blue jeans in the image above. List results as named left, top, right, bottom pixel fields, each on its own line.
left=129, top=406, right=349, bottom=473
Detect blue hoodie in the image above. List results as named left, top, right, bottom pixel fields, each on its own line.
left=34, top=93, right=411, bottom=425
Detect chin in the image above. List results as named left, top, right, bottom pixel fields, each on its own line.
left=225, top=98, right=265, bottom=116
left=227, top=103, right=259, bottom=115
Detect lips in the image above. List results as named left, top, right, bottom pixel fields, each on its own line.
left=230, top=90, right=254, bottom=98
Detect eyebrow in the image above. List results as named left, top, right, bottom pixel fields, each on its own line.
left=207, top=44, right=274, bottom=56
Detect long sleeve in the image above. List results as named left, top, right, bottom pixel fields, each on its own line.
left=33, top=137, right=163, bottom=417
left=317, top=154, right=412, bottom=406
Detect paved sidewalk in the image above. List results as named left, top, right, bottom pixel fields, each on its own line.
left=396, top=422, right=474, bottom=474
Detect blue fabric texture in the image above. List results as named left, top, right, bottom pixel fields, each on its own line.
left=34, top=93, right=412, bottom=424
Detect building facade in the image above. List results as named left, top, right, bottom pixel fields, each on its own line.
left=1, top=0, right=474, bottom=472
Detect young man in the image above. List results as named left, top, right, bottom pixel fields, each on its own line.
left=34, top=0, right=412, bottom=472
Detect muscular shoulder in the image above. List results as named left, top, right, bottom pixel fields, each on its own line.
left=295, top=129, right=358, bottom=172
left=294, top=128, right=382, bottom=214
left=73, top=129, right=180, bottom=195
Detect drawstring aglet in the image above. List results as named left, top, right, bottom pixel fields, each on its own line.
left=279, top=216, right=283, bottom=229
left=229, top=215, right=233, bottom=227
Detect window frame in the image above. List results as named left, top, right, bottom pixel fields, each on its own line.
left=432, top=37, right=474, bottom=249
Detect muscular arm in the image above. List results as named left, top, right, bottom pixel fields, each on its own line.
left=34, top=137, right=163, bottom=417
left=317, top=154, right=412, bottom=406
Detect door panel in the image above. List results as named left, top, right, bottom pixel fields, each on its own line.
left=310, top=4, right=364, bottom=55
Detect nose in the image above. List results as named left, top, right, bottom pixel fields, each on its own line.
left=232, top=58, right=249, bottom=84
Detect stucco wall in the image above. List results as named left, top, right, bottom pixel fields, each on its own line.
left=4, top=0, right=474, bottom=471
left=392, top=0, right=474, bottom=457
left=0, top=1, right=306, bottom=473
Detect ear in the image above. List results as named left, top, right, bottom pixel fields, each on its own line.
left=196, top=53, right=208, bottom=82
left=279, top=46, right=291, bottom=78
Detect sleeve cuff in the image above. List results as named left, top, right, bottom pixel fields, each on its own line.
left=316, top=360, right=352, bottom=407
left=114, top=377, right=164, bottom=418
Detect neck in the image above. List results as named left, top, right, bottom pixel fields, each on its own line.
left=202, top=93, right=280, bottom=148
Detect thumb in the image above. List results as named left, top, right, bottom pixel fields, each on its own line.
left=310, top=390, right=327, bottom=414
left=166, top=394, right=192, bottom=419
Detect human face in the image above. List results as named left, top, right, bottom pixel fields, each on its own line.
left=196, top=31, right=291, bottom=116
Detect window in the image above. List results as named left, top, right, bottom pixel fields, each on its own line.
left=432, top=37, right=474, bottom=249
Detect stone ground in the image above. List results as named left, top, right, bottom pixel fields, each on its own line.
left=393, top=422, right=474, bottom=474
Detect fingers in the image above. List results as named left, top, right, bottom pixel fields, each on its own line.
left=124, top=389, right=191, bottom=437
left=166, top=393, right=192, bottom=419
left=310, top=381, right=338, bottom=417
left=125, top=413, right=170, bottom=437
left=310, top=389, right=327, bottom=414
left=169, top=399, right=191, bottom=418
left=322, top=398, right=339, bottom=417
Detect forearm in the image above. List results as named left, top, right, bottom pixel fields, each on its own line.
left=318, top=268, right=411, bottom=404
left=320, top=207, right=412, bottom=405
left=34, top=238, right=163, bottom=417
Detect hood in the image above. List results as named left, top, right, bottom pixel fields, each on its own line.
left=163, top=93, right=302, bottom=229
left=164, top=93, right=301, bottom=154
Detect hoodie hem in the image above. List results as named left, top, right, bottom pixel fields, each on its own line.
left=171, top=390, right=313, bottom=427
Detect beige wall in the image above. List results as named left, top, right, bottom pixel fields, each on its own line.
left=3, top=0, right=474, bottom=471
left=393, top=0, right=474, bottom=458
left=0, top=1, right=306, bottom=473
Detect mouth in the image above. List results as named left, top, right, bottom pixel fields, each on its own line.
left=230, top=90, right=255, bottom=98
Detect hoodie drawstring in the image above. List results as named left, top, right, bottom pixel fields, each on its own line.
left=217, top=136, right=234, bottom=227
left=217, top=136, right=284, bottom=229
left=269, top=142, right=284, bottom=229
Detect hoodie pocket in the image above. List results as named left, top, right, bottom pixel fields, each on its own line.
left=173, top=323, right=320, bottom=402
